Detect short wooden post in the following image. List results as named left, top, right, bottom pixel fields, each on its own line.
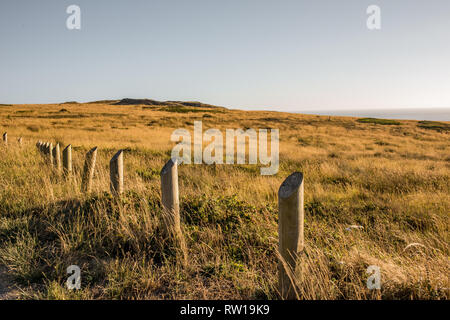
left=278, top=172, right=304, bottom=300
left=160, top=158, right=186, bottom=263
left=2, top=132, right=7, bottom=145
left=44, top=142, right=50, bottom=154
left=110, top=150, right=124, bottom=196
left=62, top=144, right=72, bottom=175
left=18, top=137, right=23, bottom=146
left=52, top=143, right=61, bottom=172
left=81, top=147, right=97, bottom=193
left=48, top=142, right=54, bottom=166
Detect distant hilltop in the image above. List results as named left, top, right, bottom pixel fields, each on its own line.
left=79, top=98, right=224, bottom=109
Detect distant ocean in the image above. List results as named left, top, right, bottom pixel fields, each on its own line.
left=296, top=108, right=450, bottom=121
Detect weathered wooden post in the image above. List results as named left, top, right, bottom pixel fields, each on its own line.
left=160, top=158, right=186, bottom=263
left=81, top=147, right=97, bottom=193
left=48, top=142, right=54, bottom=166
left=110, top=150, right=124, bottom=196
left=62, top=144, right=72, bottom=175
left=44, top=142, right=50, bottom=154
left=52, top=143, right=61, bottom=172
left=278, top=172, right=304, bottom=300
left=18, top=137, right=23, bottom=146
left=2, top=132, right=7, bottom=145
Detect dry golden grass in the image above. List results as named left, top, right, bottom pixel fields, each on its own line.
left=0, top=102, right=448, bottom=300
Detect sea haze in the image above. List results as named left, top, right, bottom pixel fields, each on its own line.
left=296, top=108, right=450, bottom=121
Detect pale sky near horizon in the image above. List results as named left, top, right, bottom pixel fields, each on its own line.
left=0, top=0, right=449, bottom=112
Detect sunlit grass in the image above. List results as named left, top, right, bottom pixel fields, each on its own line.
left=0, top=102, right=448, bottom=300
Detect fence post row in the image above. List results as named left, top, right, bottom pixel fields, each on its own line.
left=110, top=150, right=124, bottom=197
left=278, top=172, right=304, bottom=300
left=160, top=158, right=187, bottom=264
left=13, top=138, right=308, bottom=298
left=81, top=147, right=98, bottom=193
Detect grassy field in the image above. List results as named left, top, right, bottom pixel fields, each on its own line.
left=0, top=101, right=448, bottom=300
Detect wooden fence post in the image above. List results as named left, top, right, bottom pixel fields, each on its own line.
left=52, top=143, right=61, bottom=172
left=63, top=144, right=72, bottom=175
left=110, top=150, right=124, bottom=196
left=2, top=132, right=7, bottom=145
left=160, top=158, right=186, bottom=263
left=278, top=172, right=304, bottom=300
left=81, top=147, right=97, bottom=193
left=18, top=137, right=23, bottom=146
left=48, top=143, right=54, bottom=166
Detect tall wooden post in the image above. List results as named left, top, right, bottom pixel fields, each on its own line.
left=53, top=143, right=61, bottom=172
left=2, top=132, right=7, bottom=145
left=160, top=158, right=186, bottom=263
left=110, top=150, right=124, bottom=196
left=63, top=144, right=72, bottom=175
left=48, top=143, right=54, bottom=166
left=278, top=172, right=304, bottom=300
left=81, top=147, right=97, bottom=193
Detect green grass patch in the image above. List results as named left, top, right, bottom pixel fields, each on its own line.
left=417, top=121, right=450, bottom=132
left=158, top=105, right=223, bottom=114
left=136, top=168, right=160, bottom=181
left=357, top=118, right=401, bottom=125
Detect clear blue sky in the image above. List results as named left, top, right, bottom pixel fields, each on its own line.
left=1, top=0, right=449, bottom=112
